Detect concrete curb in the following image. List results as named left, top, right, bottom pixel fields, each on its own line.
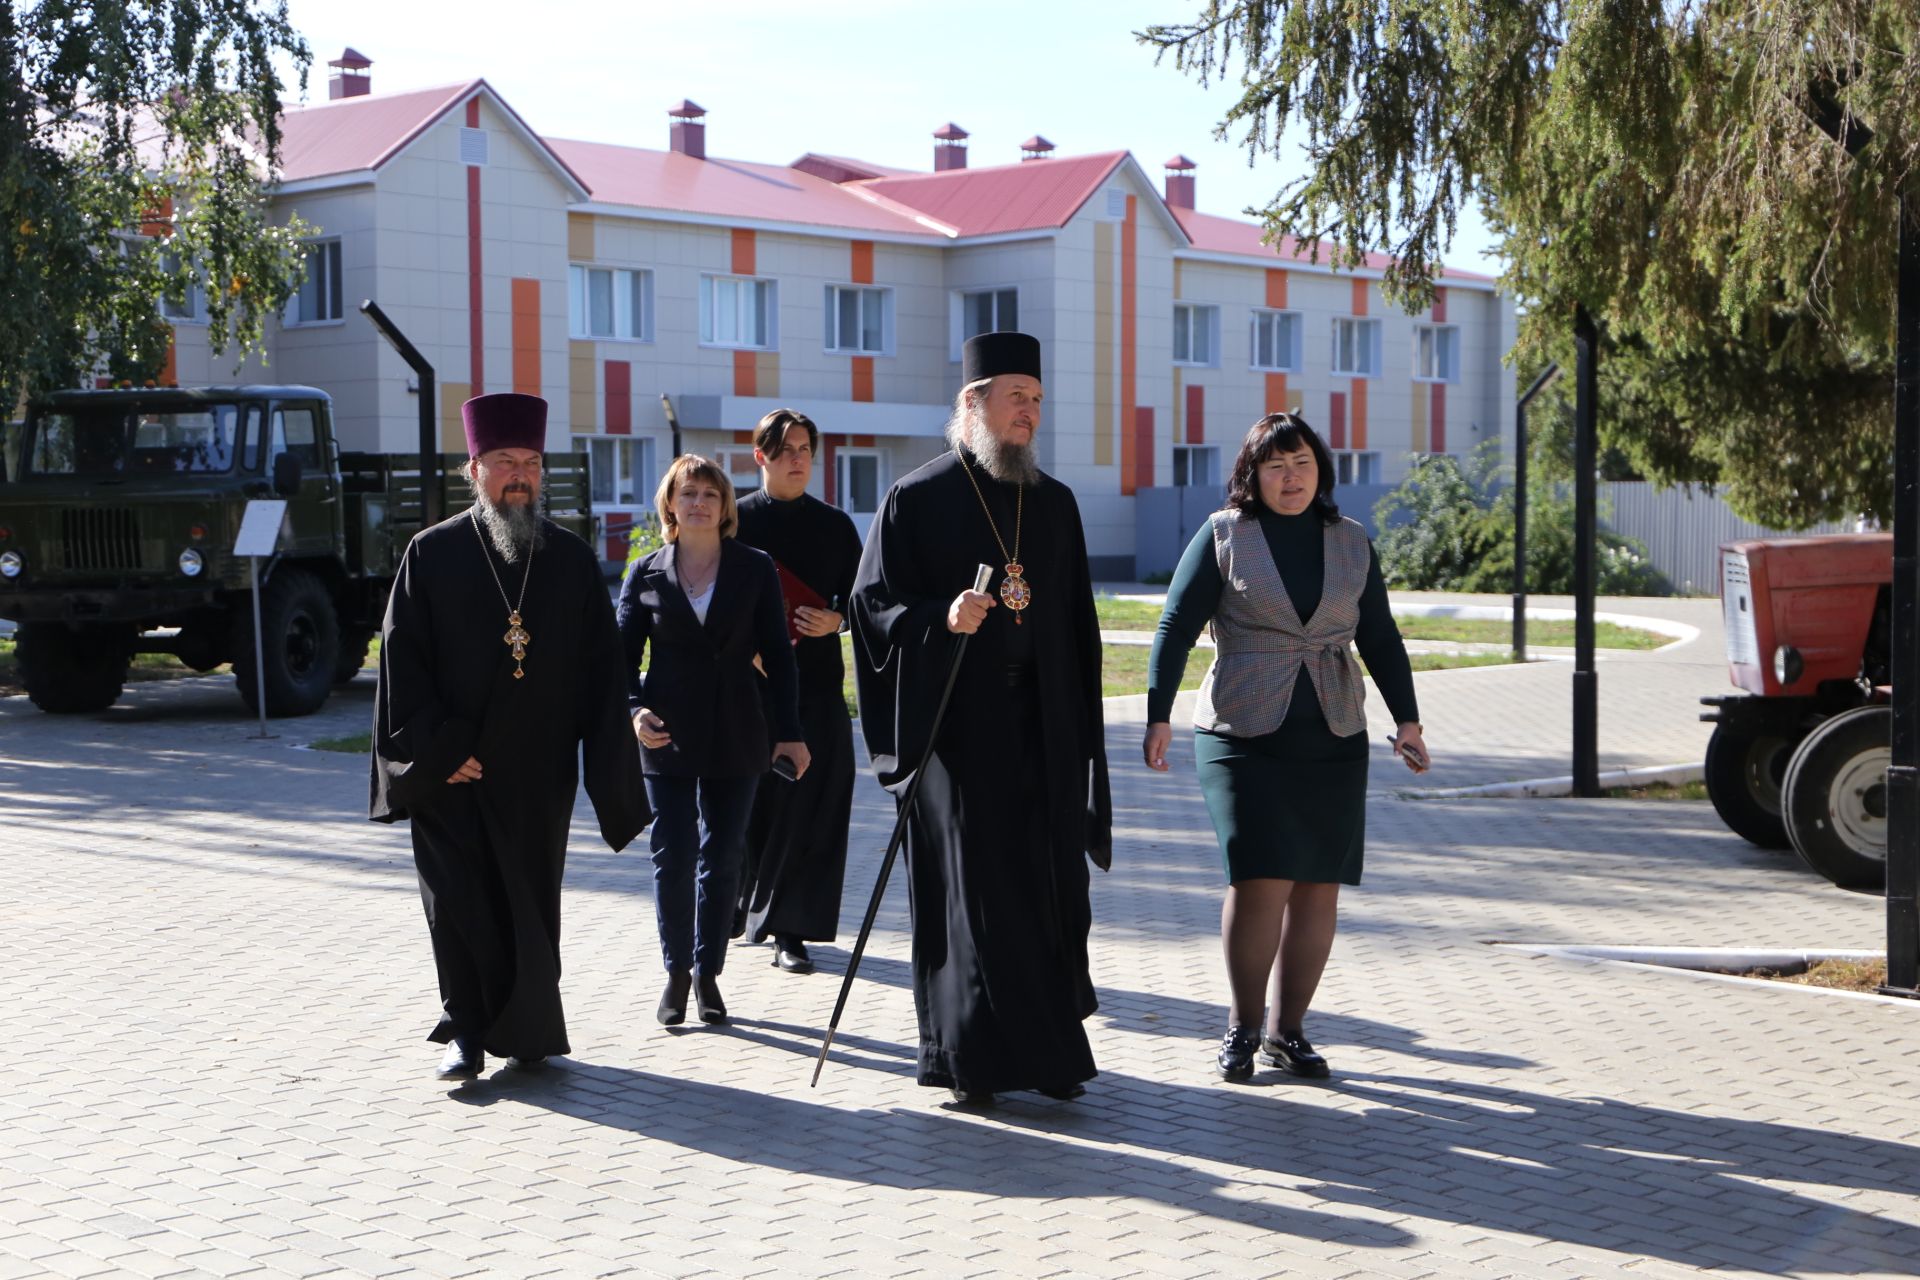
left=1402, top=761, right=1705, bottom=799
left=1491, top=943, right=1913, bottom=1007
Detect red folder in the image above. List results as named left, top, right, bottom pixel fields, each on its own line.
left=773, top=560, right=827, bottom=644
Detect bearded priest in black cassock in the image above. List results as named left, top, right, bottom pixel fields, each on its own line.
left=370, top=392, right=647, bottom=1082
left=733, top=409, right=865, bottom=974
left=850, top=332, right=1112, bottom=1105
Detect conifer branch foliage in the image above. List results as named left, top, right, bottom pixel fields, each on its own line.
left=1, top=1, right=313, bottom=410
left=1140, top=1, right=1919, bottom=526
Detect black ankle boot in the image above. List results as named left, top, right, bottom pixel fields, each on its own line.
left=695, top=974, right=727, bottom=1024
left=656, top=970, right=691, bottom=1026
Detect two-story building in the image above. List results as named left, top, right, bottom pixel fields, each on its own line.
left=166, top=53, right=1514, bottom=577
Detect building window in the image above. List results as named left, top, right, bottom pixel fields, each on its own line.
left=589, top=436, right=657, bottom=507
left=571, top=265, right=653, bottom=342
left=958, top=287, right=1017, bottom=342
left=288, top=239, right=343, bottom=325
left=836, top=450, right=886, bottom=517
left=701, top=274, right=776, bottom=349
left=1331, top=316, right=1381, bottom=376
left=1413, top=324, right=1460, bottom=382
left=1332, top=451, right=1380, bottom=486
left=1172, top=303, right=1219, bottom=367
left=1171, top=445, right=1220, bottom=488
left=1250, top=309, right=1300, bottom=372
left=825, top=285, right=892, bottom=355
left=155, top=248, right=205, bottom=323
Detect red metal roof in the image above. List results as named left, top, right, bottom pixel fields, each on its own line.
left=549, top=138, right=948, bottom=238
left=788, top=152, right=914, bottom=184
left=855, top=151, right=1129, bottom=238
left=1170, top=205, right=1495, bottom=281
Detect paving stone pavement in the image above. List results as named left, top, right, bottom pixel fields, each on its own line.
left=3, top=593, right=1917, bottom=1280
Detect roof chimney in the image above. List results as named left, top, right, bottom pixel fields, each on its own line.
left=1164, top=154, right=1196, bottom=210
left=669, top=100, right=707, bottom=160
left=933, top=122, right=968, bottom=172
left=327, top=48, right=372, bottom=100
left=1020, top=135, right=1055, bottom=162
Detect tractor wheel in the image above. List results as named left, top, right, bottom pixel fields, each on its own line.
left=1781, top=705, right=1890, bottom=893
left=233, top=567, right=340, bottom=717
left=334, top=628, right=374, bottom=685
left=16, top=622, right=132, bottom=714
left=1703, top=720, right=1798, bottom=849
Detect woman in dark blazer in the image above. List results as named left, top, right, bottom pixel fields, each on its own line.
left=618, top=454, right=809, bottom=1027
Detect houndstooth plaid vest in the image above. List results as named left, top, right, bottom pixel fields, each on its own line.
left=1194, top=508, right=1372, bottom=738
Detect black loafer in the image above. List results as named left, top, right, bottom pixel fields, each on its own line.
left=772, top=939, right=814, bottom=974
left=505, top=1055, right=548, bottom=1071
left=657, top=971, right=691, bottom=1026
left=1036, top=1083, right=1085, bottom=1101
left=1262, top=1030, right=1331, bottom=1079
left=436, top=1037, right=484, bottom=1081
left=948, top=1087, right=996, bottom=1106
left=695, top=974, right=728, bottom=1025
left=1217, top=1025, right=1258, bottom=1082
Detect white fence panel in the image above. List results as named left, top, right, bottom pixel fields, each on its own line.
left=1601, top=482, right=1860, bottom=595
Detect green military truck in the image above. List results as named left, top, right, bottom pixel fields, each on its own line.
left=0, top=385, right=591, bottom=717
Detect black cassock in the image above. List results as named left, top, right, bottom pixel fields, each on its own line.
left=733, top=489, right=865, bottom=944
left=851, top=449, right=1112, bottom=1094
left=369, top=513, right=647, bottom=1059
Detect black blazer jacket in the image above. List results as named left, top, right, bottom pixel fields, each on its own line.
left=617, top=538, right=803, bottom=778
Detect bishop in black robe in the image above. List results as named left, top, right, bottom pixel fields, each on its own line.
left=370, top=510, right=647, bottom=1066
left=733, top=487, right=865, bottom=950
left=851, top=447, right=1112, bottom=1098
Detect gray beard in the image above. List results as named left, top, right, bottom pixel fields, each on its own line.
left=469, top=484, right=546, bottom=563
left=963, top=418, right=1041, bottom=488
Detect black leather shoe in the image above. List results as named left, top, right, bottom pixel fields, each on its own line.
left=436, top=1037, right=483, bottom=1081
left=729, top=910, right=748, bottom=941
left=505, top=1055, right=548, bottom=1071
left=657, top=971, right=691, bottom=1026
left=772, top=938, right=814, bottom=974
left=695, top=974, right=728, bottom=1024
left=1217, top=1025, right=1258, bottom=1082
left=1036, top=1083, right=1085, bottom=1101
left=948, top=1087, right=996, bottom=1106
left=1262, top=1030, right=1331, bottom=1079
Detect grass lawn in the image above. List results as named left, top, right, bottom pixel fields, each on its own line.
left=1091, top=595, right=1667, bottom=649
left=310, top=732, right=373, bottom=753
left=1605, top=779, right=1709, bottom=801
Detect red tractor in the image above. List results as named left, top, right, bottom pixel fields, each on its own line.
left=1701, top=534, right=1892, bottom=891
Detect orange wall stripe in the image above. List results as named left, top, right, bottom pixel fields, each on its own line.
left=1432, top=285, right=1448, bottom=324
left=1410, top=378, right=1429, bottom=453
left=510, top=278, right=541, bottom=396
left=851, top=240, right=874, bottom=285
left=731, top=228, right=756, bottom=276
left=1120, top=195, right=1139, bottom=495
left=851, top=240, right=875, bottom=402
left=851, top=434, right=875, bottom=447
left=733, top=349, right=756, bottom=397
left=1350, top=278, right=1369, bottom=316
left=732, top=430, right=754, bottom=445
left=1351, top=378, right=1368, bottom=450
left=1431, top=383, right=1446, bottom=453
left=851, top=356, right=874, bottom=403
left=141, top=195, right=174, bottom=239
left=160, top=333, right=177, bottom=386
left=1265, top=372, right=1289, bottom=416
left=1265, top=268, right=1288, bottom=310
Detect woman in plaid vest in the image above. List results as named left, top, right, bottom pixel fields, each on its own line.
left=1142, top=413, right=1429, bottom=1082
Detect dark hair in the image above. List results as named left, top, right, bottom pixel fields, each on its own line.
left=1223, top=412, right=1341, bottom=525
left=753, top=408, right=818, bottom=459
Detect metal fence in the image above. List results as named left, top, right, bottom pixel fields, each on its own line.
left=1600, top=482, right=1862, bottom=596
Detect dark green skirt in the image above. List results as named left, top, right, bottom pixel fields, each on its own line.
left=1195, top=699, right=1369, bottom=885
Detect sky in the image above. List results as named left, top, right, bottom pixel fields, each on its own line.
left=275, top=0, right=1503, bottom=275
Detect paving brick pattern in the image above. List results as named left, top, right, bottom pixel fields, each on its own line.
left=2, top=593, right=1915, bottom=1278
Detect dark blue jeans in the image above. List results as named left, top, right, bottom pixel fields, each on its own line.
left=644, top=773, right=760, bottom=977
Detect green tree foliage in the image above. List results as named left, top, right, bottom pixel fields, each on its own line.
left=1373, top=442, right=1667, bottom=596
left=1, top=1, right=313, bottom=409
left=1140, top=1, right=1915, bottom=527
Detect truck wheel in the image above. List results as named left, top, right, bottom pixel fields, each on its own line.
left=1704, top=721, right=1796, bottom=849
left=234, top=567, right=340, bottom=717
left=16, top=623, right=132, bottom=714
left=334, top=629, right=373, bottom=685
left=1781, top=705, right=1890, bottom=893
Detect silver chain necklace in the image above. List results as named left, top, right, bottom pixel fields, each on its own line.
left=471, top=509, right=534, bottom=679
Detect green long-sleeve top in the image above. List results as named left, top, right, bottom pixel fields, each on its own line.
left=1146, top=508, right=1421, bottom=731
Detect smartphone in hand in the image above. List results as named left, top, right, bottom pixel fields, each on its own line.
left=1385, top=734, right=1429, bottom=772
left=771, top=754, right=800, bottom=783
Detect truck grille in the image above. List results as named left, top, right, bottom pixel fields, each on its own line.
left=59, top=508, right=146, bottom=572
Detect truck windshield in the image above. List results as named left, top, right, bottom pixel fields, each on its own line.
left=25, top=405, right=242, bottom=477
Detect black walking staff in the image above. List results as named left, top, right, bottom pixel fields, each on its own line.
left=811, top=563, right=994, bottom=1086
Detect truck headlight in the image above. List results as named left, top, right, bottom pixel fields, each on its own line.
left=178, top=548, right=205, bottom=578
left=0, top=550, right=22, bottom=579
left=1772, top=644, right=1803, bottom=687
